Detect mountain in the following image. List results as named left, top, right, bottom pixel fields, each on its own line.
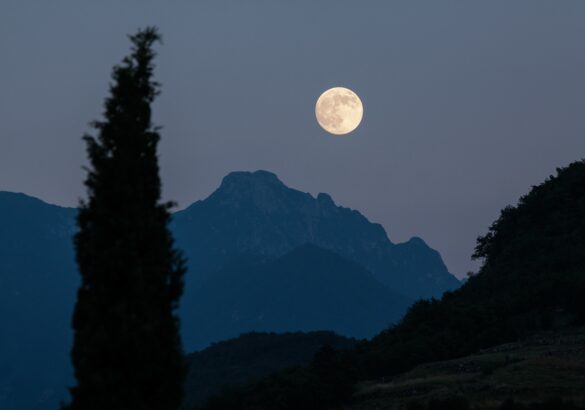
left=0, top=170, right=455, bottom=409
left=0, top=192, right=78, bottom=410
left=172, top=170, right=460, bottom=301
left=184, top=244, right=411, bottom=348
left=195, top=160, right=585, bottom=410
left=183, top=331, right=357, bottom=408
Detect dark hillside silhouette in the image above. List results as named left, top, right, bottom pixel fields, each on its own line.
left=363, top=160, right=585, bottom=378
left=183, top=331, right=356, bottom=407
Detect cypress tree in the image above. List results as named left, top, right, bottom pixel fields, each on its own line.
left=66, top=27, right=186, bottom=410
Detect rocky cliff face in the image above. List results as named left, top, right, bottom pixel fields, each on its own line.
left=173, top=170, right=460, bottom=300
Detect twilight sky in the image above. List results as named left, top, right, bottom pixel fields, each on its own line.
left=1, top=1, right=584, bottom=277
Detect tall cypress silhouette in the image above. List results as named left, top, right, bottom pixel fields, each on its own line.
left=66, top=27, right=186, bottom=410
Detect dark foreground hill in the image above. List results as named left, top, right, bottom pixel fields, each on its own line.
left=352, top=327, right=585, bottom=409
left=195, top=160, right=585, bottom=410
left=183, top=331, right=357, bottom=408
left=362, top=160, right=585, bottom=378
left=199, top=328, right=585, bottom=410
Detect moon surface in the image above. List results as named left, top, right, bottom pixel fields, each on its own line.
left=315, top=87, right=363, bottom=135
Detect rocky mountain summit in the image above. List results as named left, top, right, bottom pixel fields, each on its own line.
left=173, top=170, right=460, bottom=300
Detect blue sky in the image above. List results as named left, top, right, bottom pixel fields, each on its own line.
left=1, top=0, right=584, bottom=277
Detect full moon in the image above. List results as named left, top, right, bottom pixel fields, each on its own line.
left=315, top=87, right=363, bottom=135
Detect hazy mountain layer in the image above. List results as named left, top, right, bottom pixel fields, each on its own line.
left=0, top=192, right=77, bottom=410
left=184, top=244, right=411, bottom=348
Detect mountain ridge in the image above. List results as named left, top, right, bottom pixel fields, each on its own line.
left=173, top=169, right=460, bottom=300
left=0, top=170, right=457, bottom=410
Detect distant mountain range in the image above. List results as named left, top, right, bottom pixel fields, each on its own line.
left=0, top=170, right=458, bottom=410
left=0, top=192, right=77, bottom=410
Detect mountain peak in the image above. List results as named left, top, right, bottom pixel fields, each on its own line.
left=174, top=169, right=459, bottom=300
left=210, top=170, right=292, bottom=209
left=316, top=192, right=335, bottom=206
left=220, top=170, right=284, bottom=189
left=406, top=236, right=427, bottom=246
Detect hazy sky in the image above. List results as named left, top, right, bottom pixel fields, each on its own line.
left=1, top=1, right=584, bottom=277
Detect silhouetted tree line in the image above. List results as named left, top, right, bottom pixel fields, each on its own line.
left=197, top=344, right=357, bottom=410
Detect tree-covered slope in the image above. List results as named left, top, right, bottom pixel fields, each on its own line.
left=363, top=160, right=585, bottom=378
left=352, top=327, right=585, bottom=410
left=184, top=331, right=356, bottom=408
